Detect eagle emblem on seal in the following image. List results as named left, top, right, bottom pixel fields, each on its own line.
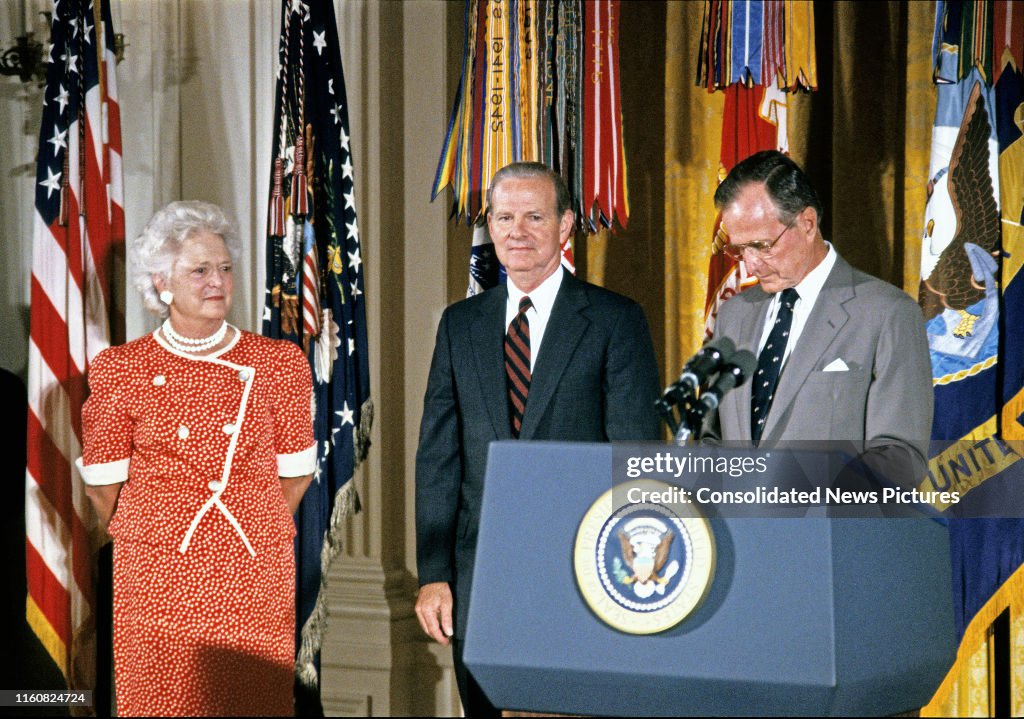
left=613, top=518, right=680, bottom=599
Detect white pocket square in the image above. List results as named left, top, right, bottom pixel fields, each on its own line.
left=823, top=358, right=849, bottom=372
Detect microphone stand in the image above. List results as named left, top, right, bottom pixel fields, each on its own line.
left=656, top=393, right=699, bottom=445
left=673, top=420, right=695, bottom=446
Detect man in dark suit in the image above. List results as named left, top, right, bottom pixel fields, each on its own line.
left=708, top=150, right=932, bottom=477
left=414, top=162, right=661, bottom=715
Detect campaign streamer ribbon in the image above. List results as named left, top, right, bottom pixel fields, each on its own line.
left=783, top=0, right=817, bottom=90
left=582, top=0, right=628, bottom=230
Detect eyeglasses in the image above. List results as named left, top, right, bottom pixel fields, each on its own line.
left=722, top=220, right=796, bottom=261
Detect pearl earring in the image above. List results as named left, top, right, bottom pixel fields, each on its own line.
left=159, top=290, right=174, bottom=305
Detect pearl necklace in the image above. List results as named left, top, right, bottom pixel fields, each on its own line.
left=162, top=319, right=228, bottom=353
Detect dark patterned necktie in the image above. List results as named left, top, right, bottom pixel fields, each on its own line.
left=751, top=287, right=799, bottom=444
left=505, top=296, right=532, bottom=438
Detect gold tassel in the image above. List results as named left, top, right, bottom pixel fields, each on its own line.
left=291, top=135, right=309, bottom=218
left=269, top=158, right=286, bottom=236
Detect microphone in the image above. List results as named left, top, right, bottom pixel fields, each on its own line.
left=687, top=349, right=757, bottom=425
left=664, top=336, right=736, bottom=403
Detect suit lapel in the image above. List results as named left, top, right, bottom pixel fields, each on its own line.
left=471, top=288, right=514, bottom=440
left=763, top=257, right=854, bottom=441
left=518, top=273, right=588, bottom=439
left=725, top=289, right=770, bottom=442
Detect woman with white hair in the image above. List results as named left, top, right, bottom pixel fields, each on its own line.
left=77, top=201, right=315, bottom=716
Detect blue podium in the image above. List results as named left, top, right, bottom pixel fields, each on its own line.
left=463, top=442, right=956, bottom=716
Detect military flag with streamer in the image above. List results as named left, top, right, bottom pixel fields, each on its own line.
left=917, top=1, right=1024, bottom=715
left=26, top=0, right=125, bottom=695
left=433, top=0, right=627, bottom=296
left=262, top=0, right=372, bottom=707
left=696, top=0, right=812, bottom=338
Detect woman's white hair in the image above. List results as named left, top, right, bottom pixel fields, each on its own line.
left=130, top=201, right=242, bottom=318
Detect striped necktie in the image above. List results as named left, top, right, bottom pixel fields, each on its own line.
left=751, top=287, right=799, bottom=444
left=505, top=296, right=532, bottom=438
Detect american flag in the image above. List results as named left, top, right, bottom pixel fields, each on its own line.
left=25, top=0, right=124, bottom=693
left=262, top=0, right=372, bottom=709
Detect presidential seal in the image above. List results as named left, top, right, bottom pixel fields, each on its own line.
left=574, top=479, right=715, bottom=634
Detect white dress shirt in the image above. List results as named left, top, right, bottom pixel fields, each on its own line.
left=505, top=268, right=564, bottom=372
left=756, top=242, right=837, bottom=365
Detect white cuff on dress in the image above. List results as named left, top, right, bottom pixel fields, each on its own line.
left=277, top=443, right=317, bottom=477
left=75, top=457, right=129, bottom=486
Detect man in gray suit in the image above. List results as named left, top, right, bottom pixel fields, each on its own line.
left=414, top=162, right=661, bottom=716
left=709, top=151, right=932, bottom=474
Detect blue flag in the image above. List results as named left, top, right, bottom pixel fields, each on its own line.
left=917, top=1, right=1024, bottom=643
left=262, top=0, right=372, bottom=706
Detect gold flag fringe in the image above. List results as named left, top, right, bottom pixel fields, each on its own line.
left=922, top=561, right=1024, bottom=716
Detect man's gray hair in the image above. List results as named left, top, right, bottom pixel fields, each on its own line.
left=130, top=201, right=241, bottom=318
left=486, top=162, right=572, bottom=217
left=714, top=150, right=823, bottom=226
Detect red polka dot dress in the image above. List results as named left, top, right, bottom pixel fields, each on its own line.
left=77, top=328, right=316, bottom=717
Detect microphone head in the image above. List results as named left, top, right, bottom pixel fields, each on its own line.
left=683, top=335, right=736, bottom=376
left=671, top=336, right=736, bottom=400
left=699, top=349, right=760, bottom=414
left=725, top=349, right=757, bottom=387
left=704, top=335, right=736, bottom=360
